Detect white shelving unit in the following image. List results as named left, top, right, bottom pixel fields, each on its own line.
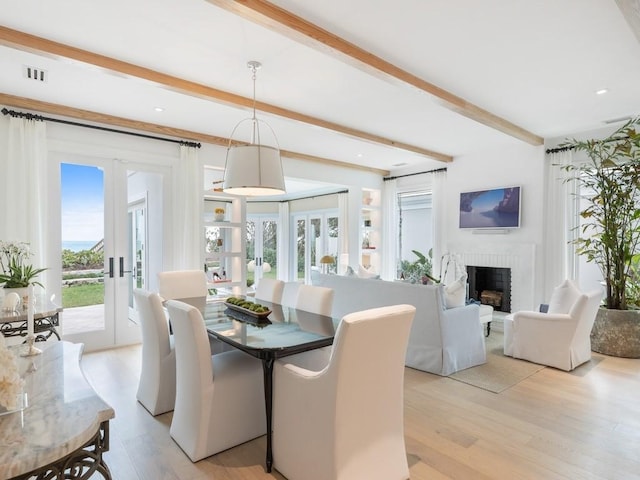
left=360, top=188, right=381, bottom=272
left=203, top=192, right=246, bottom=300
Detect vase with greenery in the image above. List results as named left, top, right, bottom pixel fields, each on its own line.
left=559, top=118, right=640, bottom=357
left=560, top=117, right=640, bottom=311
left=0, top=241, right=47, bottom=289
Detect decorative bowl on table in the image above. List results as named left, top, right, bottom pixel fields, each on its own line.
left=224, top=297, right=272, bottom=319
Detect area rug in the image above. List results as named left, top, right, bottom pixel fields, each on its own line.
left=448, top=331, right=545, bottom=393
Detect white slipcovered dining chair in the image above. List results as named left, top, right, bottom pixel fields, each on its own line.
left=165, top=300, right=266, bottom=462
left=272, top=304, right=416, bottom=480
left=157, top=270, right=208, bottom=310
left=281, top=281, right=302, bottom=308
left=295, top=284, right=334, bottom=316
left=504, top=279, right=603, bottom=371
left=254, top=278, right=285, bottom=304
left=133, top=289, right=176, bottom=416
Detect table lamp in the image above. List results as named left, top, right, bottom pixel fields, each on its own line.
left=320, top=255, right=335, bottom=274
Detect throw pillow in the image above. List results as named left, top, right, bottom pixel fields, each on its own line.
left=547, top=279, right=581, bottom=314
left=444, top=273, right=467, bottom=309
left=345, top=266, right=356, bottom=276
left=357, top=264, right=379, bottom=279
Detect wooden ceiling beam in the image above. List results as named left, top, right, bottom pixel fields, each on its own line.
left=616, top=0, right=640, bottom=44
left=206, top=0, right=544, bottom=146
left=0, top=25, right=448, bottom=163
left=0, top=93, right=389, bottom=176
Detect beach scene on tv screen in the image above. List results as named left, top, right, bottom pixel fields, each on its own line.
left=459, top=187, right=520, bottom=228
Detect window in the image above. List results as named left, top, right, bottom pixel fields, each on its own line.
left=397, top=190, right=433, bottom=279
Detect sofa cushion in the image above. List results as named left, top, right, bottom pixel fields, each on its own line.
left=357, top=264, right=379, bottom=279
left=444, top=273, right=467, bottom=309
left=548, top=279, right=581, bottom=314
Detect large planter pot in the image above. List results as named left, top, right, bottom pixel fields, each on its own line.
left=591, top=308, right=640, bottom=358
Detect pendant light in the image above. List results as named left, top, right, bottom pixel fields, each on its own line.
left=223, top=61, right=286, bottom=196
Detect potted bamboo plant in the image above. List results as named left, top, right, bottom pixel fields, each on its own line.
left=559, top=117, right=640, bottom=357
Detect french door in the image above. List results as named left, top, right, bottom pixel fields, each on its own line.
left=246, top=216, right=278, bottom=288
left=57, top=153, right=167, bottom=351
left=293, top=212, right=339, bottom=283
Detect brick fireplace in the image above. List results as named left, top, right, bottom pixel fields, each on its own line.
left=448, top=242, right=536, bottom=312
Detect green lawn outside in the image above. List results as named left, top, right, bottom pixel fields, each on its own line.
left=62, top=283, right=104, bottom=308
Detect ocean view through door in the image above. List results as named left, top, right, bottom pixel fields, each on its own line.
left=59, top=157, right=165, bottom=351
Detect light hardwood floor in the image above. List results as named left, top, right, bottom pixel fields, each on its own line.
left=81, top=341, right=640, bottom=480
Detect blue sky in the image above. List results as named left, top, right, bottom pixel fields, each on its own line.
left=61, top=163, right=104, bottom=241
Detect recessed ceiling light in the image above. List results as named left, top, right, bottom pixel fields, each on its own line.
left=595, top=88, right=609, bottom=95
left=357, top=153, right=363, bottom=158
left=154, top=107, right=164, bottom=112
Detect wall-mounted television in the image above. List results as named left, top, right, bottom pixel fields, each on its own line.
left=459, top=186, right=521, bottom=229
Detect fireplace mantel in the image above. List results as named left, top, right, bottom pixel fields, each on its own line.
left=448, top=242, right=535, bottom=312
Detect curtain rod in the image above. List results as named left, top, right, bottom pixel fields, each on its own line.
left=545, top=145, right=575, bottom=154
left=383, top=167, right=447, bottom=181
left=1, top=107, right=201, bottom=148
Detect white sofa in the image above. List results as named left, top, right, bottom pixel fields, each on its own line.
left=311, top=273, right=486, bottom=375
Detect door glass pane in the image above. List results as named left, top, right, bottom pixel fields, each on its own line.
left=60, top=163, right=105, bottom=334
left=245, top=220, right=256, bottom=288
left=262, top=220, right=277, bottom=280
left=296, top=219, right=306, bottom=281
left=327, top=216, right=338, bottom=274
left=310, top=218, right=322, bottom=271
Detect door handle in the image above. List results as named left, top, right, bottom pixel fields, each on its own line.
left=105, top=257, right=114, bottom=278
left=119, top=257, right=133, bottom=278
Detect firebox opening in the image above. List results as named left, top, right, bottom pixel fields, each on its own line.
left=466, top=266, right=512, bottom=313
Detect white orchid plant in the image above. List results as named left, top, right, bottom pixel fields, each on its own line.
left=0, top=240, right=46, bottom=288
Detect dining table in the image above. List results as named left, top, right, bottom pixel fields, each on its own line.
left=199, top=298, right=340, bottom=473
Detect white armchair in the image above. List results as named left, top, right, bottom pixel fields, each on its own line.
left=272, top=304, right=416, bottom=480
left=133, top=289, right=176, bottom=416
left=504, top=279, right=602, bottom=371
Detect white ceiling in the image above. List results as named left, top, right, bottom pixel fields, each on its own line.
left=1, top=0, right=640, bottom=182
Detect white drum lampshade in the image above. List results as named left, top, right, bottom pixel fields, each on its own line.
left=223, top=144, right=285, bottom=196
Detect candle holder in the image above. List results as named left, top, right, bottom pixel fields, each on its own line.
left=21, top=334, right=42, bottom=357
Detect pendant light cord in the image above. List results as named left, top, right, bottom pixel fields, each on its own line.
left=248, top=60, right=261, bottom=145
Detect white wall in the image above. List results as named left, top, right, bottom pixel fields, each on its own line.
left=443, top=142, right=547, bottom=307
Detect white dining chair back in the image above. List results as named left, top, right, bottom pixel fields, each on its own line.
left=295, top=284, right=334, bottom=316
left=133, top=289, right=176, bottom=416
left=157, top=270, right=208, bottom=306
left=281, top=282, right=302, bottom=308
left=165, top=300, right=266, bottom=462
left=255, top=278, right=285, bottom=304
left=273, top=304, right=416, bottom=480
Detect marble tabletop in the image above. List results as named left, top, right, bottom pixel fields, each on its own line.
left=0, top=342, right=115, bottom=479
left=0, top=295, right=62, bottom=324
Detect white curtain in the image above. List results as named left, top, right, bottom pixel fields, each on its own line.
left=544, top=150, right=578, bottom=298
left=1, top=116, right=52, bottom=292
left=171, top=145, right=203, bottom=270
left=337, top=192, right=349, bottom=275
left=278, top=202, right=290, bottom=281
left=381, top=179, right=398, bottom=280
left=431, top=169, right=447, bottom=281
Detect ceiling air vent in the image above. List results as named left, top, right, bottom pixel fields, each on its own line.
left=23, top=65, right=47, bottom=83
